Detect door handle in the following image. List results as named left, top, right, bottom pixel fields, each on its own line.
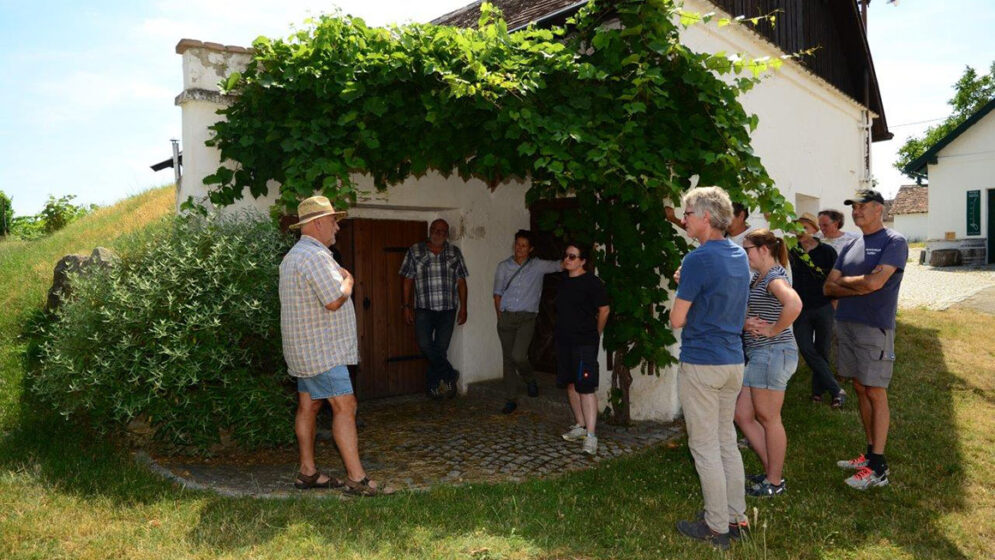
left=363, top=296, right=371, bottom=310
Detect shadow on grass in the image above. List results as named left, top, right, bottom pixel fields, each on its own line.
left=0, top=314, right=979, bottom=559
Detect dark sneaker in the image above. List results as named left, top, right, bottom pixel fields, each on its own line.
left=501, top=401, right=517, bottom=414
left=729, top=519, right=750, bottom=541
left=446, top=371, right=460, bottom=398
left=526, top=381, right=539, bottom=398
left=427, top=387, right=444, bottom=401
left=747, top=479, right=786, bottom=497
left=694, top=510, right=750, bottom=541
left=746, top=473, right=766, bottom=485
left=845, top=466, right=890, bottom=490
left=831, top=390, right=847, bottom=409
left=836, top=453, right=868, bottom=470
left=676, top=519, right=730, bottom=550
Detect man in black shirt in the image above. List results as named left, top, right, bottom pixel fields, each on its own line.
left=789, top=213, right=845, bottom=408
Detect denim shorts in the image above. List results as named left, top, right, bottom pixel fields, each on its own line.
left=297, top=365, right=353, bottom=400
left=743, top=343, right=798, bottom=391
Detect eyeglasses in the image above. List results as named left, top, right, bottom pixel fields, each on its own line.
left=563, top=253, right=581, bottom=261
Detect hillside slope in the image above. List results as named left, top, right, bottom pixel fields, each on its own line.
left=0, top=185, right=175, bottom=425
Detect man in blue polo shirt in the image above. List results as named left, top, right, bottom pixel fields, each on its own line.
left=670, top=186, right=751, bottom=550
left=824, top=189, right=908, bottom=490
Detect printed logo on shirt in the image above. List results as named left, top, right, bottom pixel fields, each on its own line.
left=866, top=247, right=882, bottom=256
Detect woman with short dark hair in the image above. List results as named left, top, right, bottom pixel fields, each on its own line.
left=554, top=243, right=609, bottom=457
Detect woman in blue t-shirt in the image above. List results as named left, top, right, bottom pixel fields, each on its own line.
left=734, top=229, right=802, bottom=497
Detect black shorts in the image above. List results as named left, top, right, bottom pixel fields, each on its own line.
left=555, top=341, right=600, bottom=394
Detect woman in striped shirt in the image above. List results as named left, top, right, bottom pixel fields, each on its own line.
left=734, top=229, right=802, bottom=497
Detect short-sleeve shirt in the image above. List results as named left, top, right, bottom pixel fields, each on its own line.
left=399, top=241, right=469, bottom=311
left=279, top=235, right=358, bottom=377
left=744, top=266, right=795, bottom=350
left=834, top=228, right=908, bottom=330
left=819, top=231, right=860, bottom=254
left=676, top=239, right=751, bottom=365
left=493, top=257, right=561, bottom=313
left=554, top=272, right=609, bottom=346
left=789, top=242, right=837, bottom=309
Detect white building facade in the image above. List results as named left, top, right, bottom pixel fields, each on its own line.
left=174, top=0, right=890, bottom=421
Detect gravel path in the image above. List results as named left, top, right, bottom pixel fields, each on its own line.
left=899, top=248, right=995, bottom=310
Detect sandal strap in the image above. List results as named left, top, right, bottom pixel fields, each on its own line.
left=298, top=471, right=321, bottom=484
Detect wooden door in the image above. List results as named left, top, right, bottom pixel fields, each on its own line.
left=336, top=219, right=428, bottom=399
left=528, top=198, right=581, bottom=373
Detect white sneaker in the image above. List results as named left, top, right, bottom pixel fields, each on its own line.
left=561, top=424, right=586, bottom=441
left=582, top=434, right=598, bottom=456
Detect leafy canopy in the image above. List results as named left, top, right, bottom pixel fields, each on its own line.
left=895, top=61, right=995, bottom=179
left=205, top=0, right=794, bottom=390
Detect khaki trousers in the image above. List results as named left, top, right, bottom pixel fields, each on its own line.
left=679, top=362, right=747, bottom=534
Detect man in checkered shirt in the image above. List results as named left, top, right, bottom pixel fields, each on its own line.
left=279, top=196, right=388, bottom=495
left=400, top=219, right=469, bottom=399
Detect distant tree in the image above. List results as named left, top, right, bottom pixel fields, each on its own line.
left=895, top=62, right=995, bottom=179
left=39, top=194, right=93, bottom=233
left=0, top=190, right=11, bottom=237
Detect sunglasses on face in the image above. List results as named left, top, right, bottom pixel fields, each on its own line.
left=563, top=253, right=581, bottom=261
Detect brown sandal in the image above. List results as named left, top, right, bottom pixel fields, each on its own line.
left=343, top=477, right=395, bottom=497
left=294, top=471, right=344, bottom=490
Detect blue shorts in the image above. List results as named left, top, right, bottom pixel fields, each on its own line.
left=743, top=343, right=798, bottom=391
left=296, top=365, right=353, bottom=400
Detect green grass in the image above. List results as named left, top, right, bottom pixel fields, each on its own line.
left=1, top=187, right=993, bottom=558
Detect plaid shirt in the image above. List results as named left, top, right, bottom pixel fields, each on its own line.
left=399, top=241, right=469, bottom=311
left=279, top=235, right=358, bottom=377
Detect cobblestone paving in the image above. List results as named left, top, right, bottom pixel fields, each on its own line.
left=149, top=384, right=683, bottom=498
left=900, top=248, right=995, bottom=310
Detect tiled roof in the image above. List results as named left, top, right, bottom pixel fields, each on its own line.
left=891, top=185, right=928, bottom=215
left=432, top=0, right=584, bottom=30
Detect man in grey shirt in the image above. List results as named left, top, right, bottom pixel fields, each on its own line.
left=493, top=230, right=561, bottom=413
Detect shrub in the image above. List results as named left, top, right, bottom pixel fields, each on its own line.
left=40, top=194, right=94, bottom=233
left=30, top=214, right=297, bottom=452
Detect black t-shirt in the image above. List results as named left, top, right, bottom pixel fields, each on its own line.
left=554, top=271, right=609, bottom=345
left=789, top=241, right=837, bottom=310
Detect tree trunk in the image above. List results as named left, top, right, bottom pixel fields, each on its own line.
left=609, top=349, right=632, bottom=425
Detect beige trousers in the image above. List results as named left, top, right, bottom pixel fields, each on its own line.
left=679, top=362, right=748, bottom=534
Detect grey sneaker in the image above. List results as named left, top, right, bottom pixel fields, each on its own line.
left=836, top=453, right=868, bottom=470
left=582, top=434, right=598, bottom=456
left=845, top=466, right=890, bottom=490
left=561, top=424, right=586, bottom=441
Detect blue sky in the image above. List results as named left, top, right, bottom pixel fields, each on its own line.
left=1, top=0, right=993, bottom=215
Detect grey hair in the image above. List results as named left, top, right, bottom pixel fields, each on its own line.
left=682, top=186, right=734, bottom=231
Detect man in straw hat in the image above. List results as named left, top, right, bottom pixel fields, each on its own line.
left=279, top=196, right=391, bottom=496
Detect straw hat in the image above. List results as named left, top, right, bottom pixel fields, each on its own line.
left=797, top=212, right=818, bottom=228
left=288, top=196, right=347, bottom=230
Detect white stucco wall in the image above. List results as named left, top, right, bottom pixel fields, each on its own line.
left=893, top=213, right=928, bottom=242
left=627, top=2, right=874, bottom=421
left=174, top=6, right=878, bottom=421
left=925, top=109, right=995, bottom=241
